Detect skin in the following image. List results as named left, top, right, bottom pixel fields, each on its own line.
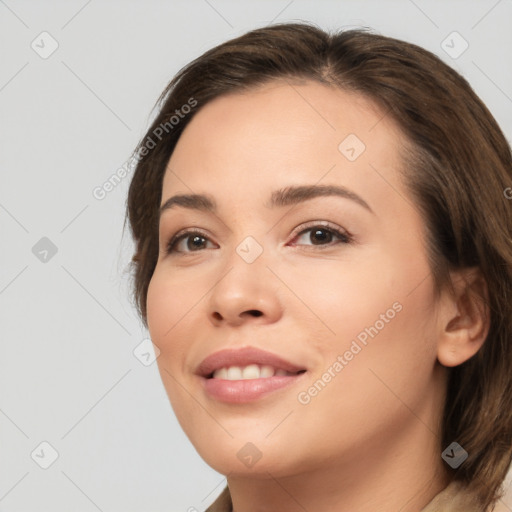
left=146, top=80, right=489, bottom=512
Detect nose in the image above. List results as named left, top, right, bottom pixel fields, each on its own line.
left=207, top=248, right=283, bottom=327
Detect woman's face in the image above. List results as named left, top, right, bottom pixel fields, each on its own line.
left=146, top=80, right=448, bottom=478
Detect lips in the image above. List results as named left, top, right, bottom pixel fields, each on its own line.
left=196, top=346, right=308, bottom=403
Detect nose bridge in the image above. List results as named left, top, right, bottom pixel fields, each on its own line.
left=235, top=233, right=266, bottom=266
left=223, top=214, right=270, bottom=272
left=207, top=231, right=282, bottom=325
left=220, top=232, right=270, bottom=299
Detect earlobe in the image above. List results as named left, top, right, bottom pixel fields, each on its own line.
left=436, top=267, right=491, bottom=368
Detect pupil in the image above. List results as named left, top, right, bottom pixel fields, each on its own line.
left=312, top=229, right=331, bottom=244
left=189, top=235, right=205, bottom=250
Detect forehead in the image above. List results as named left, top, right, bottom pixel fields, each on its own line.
left=161, top=80, right=409, bottom=218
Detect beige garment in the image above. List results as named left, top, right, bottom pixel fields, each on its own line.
left=205, top=486, right=231, bottom=512
left=421, top=480, right=483, bottom=511
left=205, top=481, right=485, bottom=512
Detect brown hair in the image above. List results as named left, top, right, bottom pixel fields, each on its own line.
left=125, top=22, right=512, bottom=509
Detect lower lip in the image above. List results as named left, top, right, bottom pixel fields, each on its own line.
left=202, top=374, right=306, bottom=403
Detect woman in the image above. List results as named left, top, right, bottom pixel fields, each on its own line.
left=125, top=23, right=512, bottom=511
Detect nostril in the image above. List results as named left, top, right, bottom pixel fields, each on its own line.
left=248, top=310, right=263, bottom=317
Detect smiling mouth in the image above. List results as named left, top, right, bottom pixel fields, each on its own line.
left=209, top=364, right=307, bottom=380
left=197, top=346, right=308, bottom=403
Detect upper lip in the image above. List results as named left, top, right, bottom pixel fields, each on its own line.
left=196, top=346, right=307, bottom=378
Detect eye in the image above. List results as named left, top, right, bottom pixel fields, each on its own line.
left=166, top=230, right=216, bottom=254
left=289, top=222, right=353, bottom=248
left=165, top=222, right=353, bottom=255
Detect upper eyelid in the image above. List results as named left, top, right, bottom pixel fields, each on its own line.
left=292, top=220, right=350, bottom=235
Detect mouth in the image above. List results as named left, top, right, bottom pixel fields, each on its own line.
left=196, top=347, right=308, bottom=403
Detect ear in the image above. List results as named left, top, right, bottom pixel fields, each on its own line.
left=436, top=267, right=491, bottom=368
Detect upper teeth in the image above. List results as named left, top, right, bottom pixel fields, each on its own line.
left=212, top=364, right=295, bottom=380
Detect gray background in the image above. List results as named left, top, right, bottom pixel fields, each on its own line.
left=1, top=0, right=511, bottom=510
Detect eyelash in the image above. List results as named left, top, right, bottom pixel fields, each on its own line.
left=165, top=222, right=353, bottom=255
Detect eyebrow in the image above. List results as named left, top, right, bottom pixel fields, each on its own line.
left=159, top=184, right=374, bottom=218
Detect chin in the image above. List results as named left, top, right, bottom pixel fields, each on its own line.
left=190, top=433, right=307, bottom=479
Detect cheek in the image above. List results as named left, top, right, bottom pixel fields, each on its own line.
left=326, top=285, right=437, bottom=418
left=275, top=253, right=401, bottom=354
left=146, top=272, right=172, bottom=344
left=147, top=265, right=207, bottom=333
left=146, top=269, right=198, bottom=368
left=294, top=294, right=438, bottom=457
left=146, top=271, right=199, bottom=422
left=291, top=249, right=438, bottom=387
